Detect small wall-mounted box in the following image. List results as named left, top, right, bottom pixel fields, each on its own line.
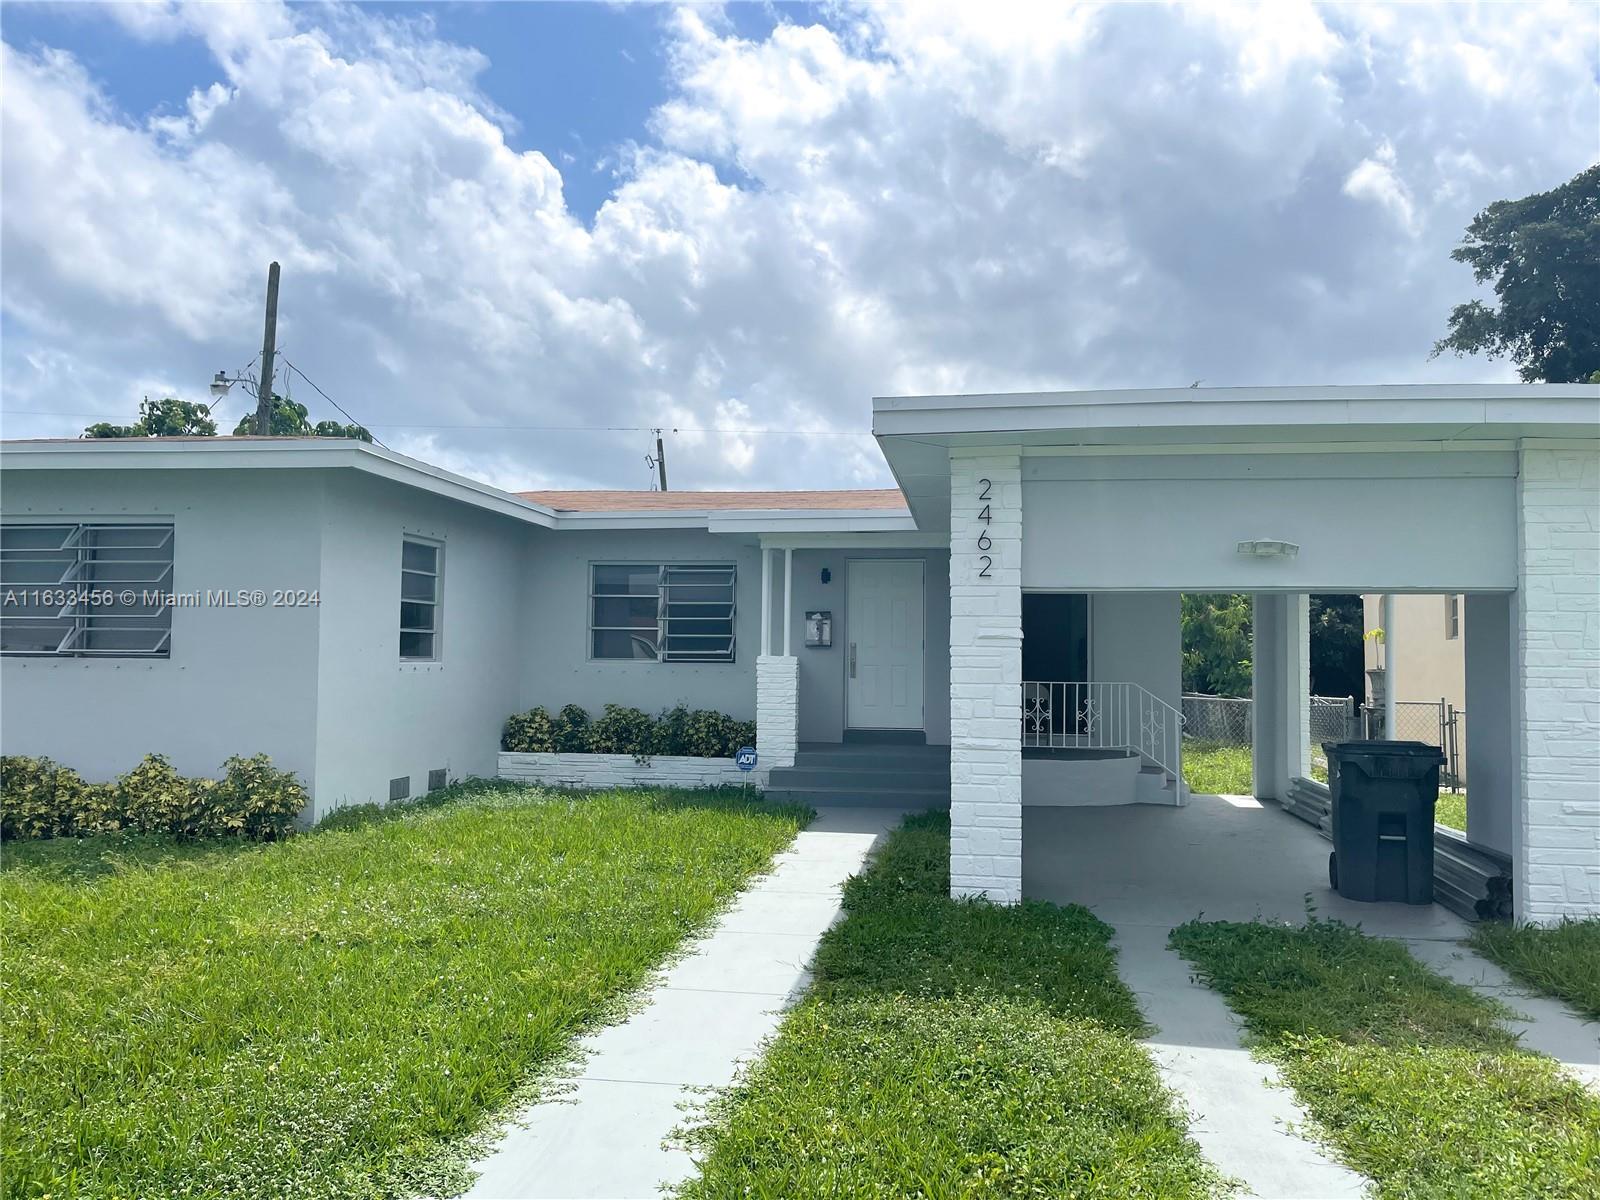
left=805, top=610, right=832, bottom=648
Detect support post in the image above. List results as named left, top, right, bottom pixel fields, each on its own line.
left=783, top=547, right=793, bottom=657
left=760, top=547, right=772, bottom=658
left=1463, top=592, right=1513, bottom=856
left=1513, top=442, right=1600, bottom=922
left=1380, top=593, right=1397, bottom=740
left=949, top=449, right=1023, bottom=903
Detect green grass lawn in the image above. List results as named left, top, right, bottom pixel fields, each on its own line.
left=0, top=780, right=806, bottom=1200
left=1183, top=739, right=1253, bottom=795
left=676, top=813, right=1227, bottom=1199
left=1170, top=916, right=1600, bottom=1199
left=1433, top=790, right=1466, bottom=832
left=1470, top=917, right=1600, bottom=1022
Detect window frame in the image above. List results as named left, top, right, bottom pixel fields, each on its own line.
left=588, top=561, right=737, bottom=664
left=1444, top=593, right=1461, bottom=641
left=399, top=535, right=444, bottom=662
left=0, top=519, right=176, bottom=659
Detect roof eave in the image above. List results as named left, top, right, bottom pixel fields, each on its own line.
left=0, top=437, right=562, bottom=527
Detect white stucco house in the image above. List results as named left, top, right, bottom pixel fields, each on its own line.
left=3, top=384, right=1597, bottom=923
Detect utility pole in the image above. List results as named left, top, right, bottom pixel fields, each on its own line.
left=653, top=428, right=668, bottom=491
left=254, top=262, right=281, bottom=435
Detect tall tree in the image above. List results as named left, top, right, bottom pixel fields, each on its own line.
left=232, top=395, right=371, bottom=441
left=1308, top=594, right=1363, bottom=699
left=1433, top=164, right=1599, bottom=382
left=84, top=397, right=216, bottom=439
left=1181, top=593, right=1252, bottom=697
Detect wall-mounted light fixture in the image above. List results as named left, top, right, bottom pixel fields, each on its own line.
left=820, top=567, right=832, bottom=584
left=1236, top=539, right=1300, bottom=559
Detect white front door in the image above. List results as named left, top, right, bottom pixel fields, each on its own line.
left=847, top=559, right=925, bottom=730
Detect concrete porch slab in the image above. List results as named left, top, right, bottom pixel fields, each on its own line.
left=1022, top=791, right=1469, bottom=938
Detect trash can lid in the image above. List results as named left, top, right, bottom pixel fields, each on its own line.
left=1322, top=739, right=1444, bottom=762
left=1318, top=739, right=1446, bottom=755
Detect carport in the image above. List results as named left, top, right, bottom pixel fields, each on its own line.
left=872, top=383, right=1600, bottom=924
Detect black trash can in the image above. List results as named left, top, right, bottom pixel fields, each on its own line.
left=1323, top=740, right=1443, bottom=905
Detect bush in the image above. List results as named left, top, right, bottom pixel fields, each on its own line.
left=1, top=757, right=95, bottom=840
left=501, top=706, right=557, bottom=753
left=554, top=704, right=593, bottom=752
left=651, top=704, right=694, bottom=756
left=588, top=705, right=655, bottom=755
left=117, top=754, right=209, bottom=836
left=726, top=718, right=757, bottom=757
left=499, top=703, right=756, bottom=759
left=213, top=754, right=307, bottom=841
left=0, top=752, right=306, bottom=843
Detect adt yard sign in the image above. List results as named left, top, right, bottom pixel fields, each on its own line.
left=736, top=746, right=758, bottom=772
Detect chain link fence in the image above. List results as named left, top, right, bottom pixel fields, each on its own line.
left=1362, top=700, right=1465, bottom=788
left=1182, top=693, right=1463, bottom=787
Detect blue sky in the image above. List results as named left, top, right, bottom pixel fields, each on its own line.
left=1, top=2, right=1594, bottom=491
left=0, top=1, right=824, bottom=220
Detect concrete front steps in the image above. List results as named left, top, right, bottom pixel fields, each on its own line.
left=763, top=741, right=951, bottom=809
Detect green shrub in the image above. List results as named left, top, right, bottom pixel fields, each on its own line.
left=588, top=704, right=655, bottom=755
left=1, top=756, right=91, bottom=840
left=499, top=703, right=755, bottom=760
left=682, top=709, right=739, bottom=758
left=213, top=754, right=307, bottom=841
left=501, top=706, right=557, bottom=752
left=2, top=752, right=305, bottom=843
left=117, top=754, right=210, bottom=837
left=652, top=704, right=694, bottom=755
left=726, top=718, right=757, bottom=757
left=553, top=704, right=593, bottom=752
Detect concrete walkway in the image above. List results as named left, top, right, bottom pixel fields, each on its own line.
left=1025, top=793, right=1600, bottom=1194
left=464, top=807, right=899, bottom=1200
left=1116, top=923, right=1367, bottom=1200
left=1023, top=794, right=1443, bottom=1199
left=1404, top=937, right=1600, bottom=1091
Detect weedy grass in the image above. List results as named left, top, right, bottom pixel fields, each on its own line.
left=1433, top=790, right=1466, bottom=832
left=1171, top=915, right=1600, bottom=1199
left=0, top=779, right=806, bottom=1200
left=1469, top=916, right=1600, bottom=1023
left=677, top=812, right=1228, bottom=1199
left=1181, top=740, right=1253, bottom=796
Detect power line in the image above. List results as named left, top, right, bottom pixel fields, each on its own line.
left=280, top=358, right=387, bottom=449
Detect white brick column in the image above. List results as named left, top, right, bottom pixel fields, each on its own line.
left=949, top=449, right=1023, bottom=903
left=1514, top=443, right=1600, bottom=923
left=756, top=654, right=798, bottom=772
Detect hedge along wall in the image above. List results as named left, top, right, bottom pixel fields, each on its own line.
left=498, top=702, right=762, bottom=789
left=497, top=752, right=763, bottom=789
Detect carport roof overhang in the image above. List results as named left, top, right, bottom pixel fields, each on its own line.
left=872, top=383, right=1600, bottom=532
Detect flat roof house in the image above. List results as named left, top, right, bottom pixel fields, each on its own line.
left=3, top=384, right=1597, bottom=924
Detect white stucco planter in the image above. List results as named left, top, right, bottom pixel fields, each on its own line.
left=498, top=751, right=765, bottom=790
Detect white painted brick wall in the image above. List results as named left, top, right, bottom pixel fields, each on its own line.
left=949, top=449, right=1024, bottom=903
left=498, top=752, right=765, bottom=788
left=756, top=654, right=798, bottom=771
left=1516, top=444, right=1600, bottom=923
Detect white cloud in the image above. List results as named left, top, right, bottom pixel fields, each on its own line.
left=1343, top=139, right=1419, bottom=235
left=2, top=1, right=1595, bottom=489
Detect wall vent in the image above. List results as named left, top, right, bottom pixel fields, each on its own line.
left=427, top=768, right=447, bottom=791
left=389, top=775, right=411, bottom=802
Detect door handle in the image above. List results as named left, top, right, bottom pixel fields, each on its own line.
left=849, top=643, right=857, bottom=678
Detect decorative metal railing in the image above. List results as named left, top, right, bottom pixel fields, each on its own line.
left=1022, top=681, right=1185, bottom=783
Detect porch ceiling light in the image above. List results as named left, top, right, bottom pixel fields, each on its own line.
left=1237, top=539, right=1300, bottom=559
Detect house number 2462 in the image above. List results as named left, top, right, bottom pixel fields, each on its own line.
left=976, top=478, right=993, bottom=577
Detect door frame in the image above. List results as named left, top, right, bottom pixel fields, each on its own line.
left=1020, top=588, right=1096, bottom=683
left=844, top=557, right=927, bottom=731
